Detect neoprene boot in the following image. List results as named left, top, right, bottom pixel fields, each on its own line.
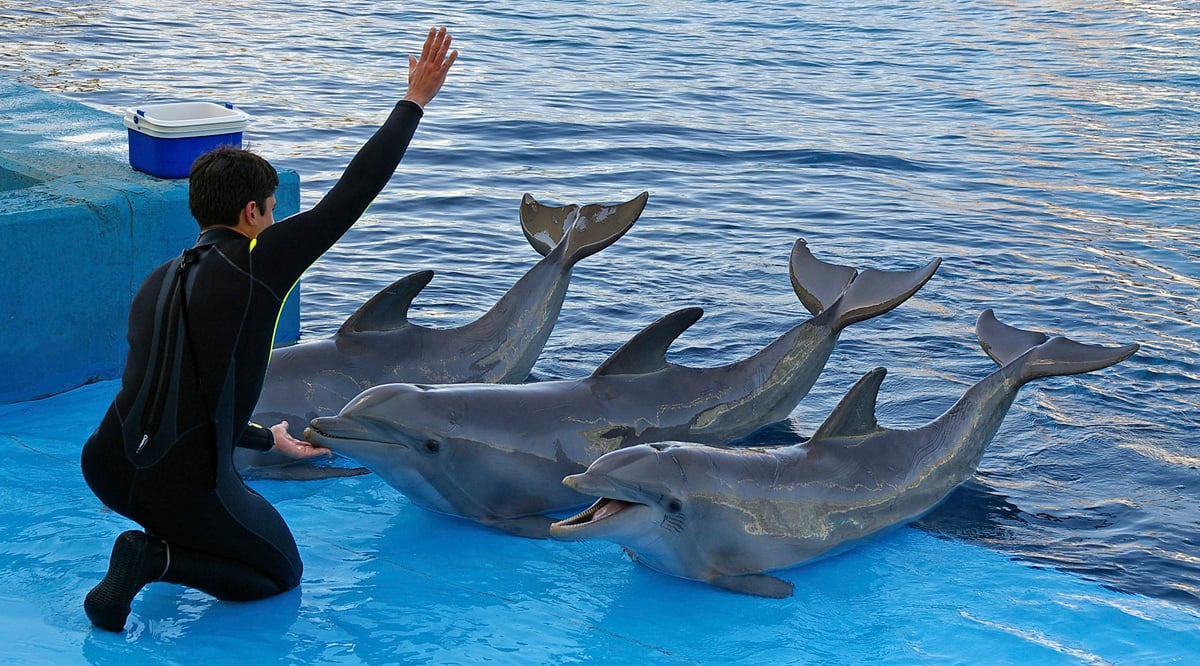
left=84, top=530, right=167, bottom=632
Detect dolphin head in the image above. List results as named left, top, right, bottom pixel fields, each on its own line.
left=306, top=382, right=583, bottom=522
left=306, top=382, right=468, bottom=515
left=550, top=442, right=730, bottom=581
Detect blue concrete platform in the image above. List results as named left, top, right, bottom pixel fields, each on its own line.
left=0, top=78, right=300, bottom=404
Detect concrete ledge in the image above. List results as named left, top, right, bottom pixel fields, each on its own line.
left=0, top=78, right=300, bottom=404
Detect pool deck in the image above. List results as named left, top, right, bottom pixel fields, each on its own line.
left=2, top=380, right=1198, bottom=664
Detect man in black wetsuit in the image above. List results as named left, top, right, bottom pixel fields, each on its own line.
left=79, top=27, right=457, bottom=632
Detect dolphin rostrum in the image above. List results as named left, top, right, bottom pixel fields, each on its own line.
left=549, top=310, right=1139, bottom=598
left=304, top=241, right=941, bottom=536
left=241, top=192, right=647, bottom=475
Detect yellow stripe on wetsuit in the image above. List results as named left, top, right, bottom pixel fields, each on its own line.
left=248, top=235, right=298, bottom=363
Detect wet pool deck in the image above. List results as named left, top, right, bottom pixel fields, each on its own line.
left=2, top=380, right=1198, bottom=664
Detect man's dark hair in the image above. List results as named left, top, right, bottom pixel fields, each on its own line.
left=188, top=147, right=279, bottom=228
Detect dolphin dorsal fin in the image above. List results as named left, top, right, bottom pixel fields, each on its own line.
left=338, top=270, right=434, bottom=335
left=811, top=368, right=887, bottom=440
left=592, top=308, right=703, bottom=377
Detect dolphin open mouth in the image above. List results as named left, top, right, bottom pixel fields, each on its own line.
left=557, top=498, right=632, bottom=527
left=550, top=471, right=657, bottom=539
left=549, top=496, right=649, bottom=540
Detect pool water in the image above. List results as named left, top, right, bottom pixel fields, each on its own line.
left=2, top=0, right=1198, bottom=662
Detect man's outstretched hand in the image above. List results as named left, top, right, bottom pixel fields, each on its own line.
left=404, top=26, right=458, bottom=108
left=271, top=421, right=332, bottom=460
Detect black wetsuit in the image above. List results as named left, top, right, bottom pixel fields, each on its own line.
left=81, top=100, right=423, bottom=600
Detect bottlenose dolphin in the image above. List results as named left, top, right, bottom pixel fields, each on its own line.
left=550, top=310, right=1138, bottom=598
left=240, top=192, right=647, bottom=476
left=305, top=241, right=941, bottom=536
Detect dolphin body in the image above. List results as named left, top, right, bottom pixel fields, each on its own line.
left=305, top=241, right=942, bottom=536
left=240, top=192, right=647, bottom=476
left=550, top=310, right=1138, bottom=598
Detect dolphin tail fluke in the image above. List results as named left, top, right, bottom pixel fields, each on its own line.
left=519, top=192, right=648, bottom=262
left=829, top=257, right=940, bottom=330
left=788, top=239, right=859, bottom=316
left=976, top=309, right=1139, bottom=383
left=789, top=240, right=940, bottom=329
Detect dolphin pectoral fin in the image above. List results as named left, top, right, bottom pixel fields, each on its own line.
left=337, top=270, right=434, bottom=335
left=241, top=464, right=371, bottom=482
left=593, top=307, right=703, bottom=377
left=486, top=515, right=556, bottom=539
left=520, top=192, right=648, bottom=262
left=710, top=573, right=795, bottom=598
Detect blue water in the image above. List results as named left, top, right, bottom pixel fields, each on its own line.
left=2, top=0, right=1199, bottom=662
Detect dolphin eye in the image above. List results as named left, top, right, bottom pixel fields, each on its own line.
left=667, top=499, right=683, bottom=514
left=423, top=440, right=440, bottom=454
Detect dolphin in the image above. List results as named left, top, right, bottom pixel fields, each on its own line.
left=240, top=192, right=647, bottom=476
left=549, top=310, right=1139, bottom=598
left=304, top=241, right=941, bottom=536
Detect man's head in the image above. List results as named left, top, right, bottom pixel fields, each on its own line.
left=188, top=146, right=279, bottom=230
